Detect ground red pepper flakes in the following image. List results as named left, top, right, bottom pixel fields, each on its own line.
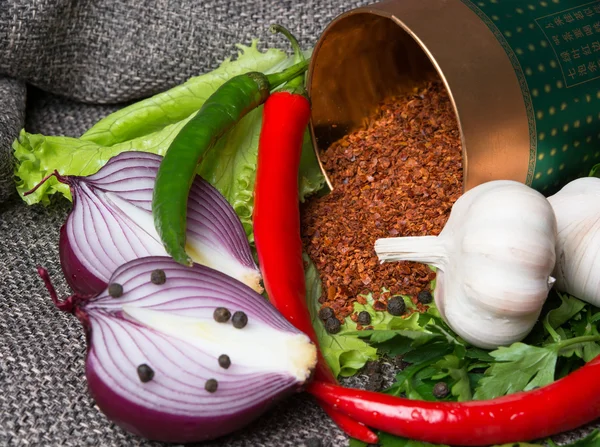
left=301, top=81, right=463, bottom=322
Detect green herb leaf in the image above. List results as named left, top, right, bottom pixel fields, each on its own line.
left=544, top=293, right=587, bottom=342
left=433, top=354, right=472, bottom=401
left=365, top=333, right=415, bottom=357
left=386, top=362, right=433, bottom=399
left=465, top=347, right=495, bottom=362
left=555, top=355, right=584, bottom=380
left=553, top=306, right=600, bottom=361
left=403, top=341, right=454, bottom=364
left=473, top=343, right=557, bottom=400
left=305, top=255, right=377, bottom=377
left=583, top=341, right=600, bottom=362
left=384, top=341, right=455, bottom=400
left=547, top=293, right=587, bottom=329
left=422, top=315, right=465, bottom=347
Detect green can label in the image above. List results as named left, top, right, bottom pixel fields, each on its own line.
left=461, top=0, right=600, bottom=193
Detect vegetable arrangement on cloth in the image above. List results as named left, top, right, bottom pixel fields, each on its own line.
left=38, top=257, right=317, bottom=444
left=15, top=25, right=600, bottom=447
left=29, top=26, right=374, bottom=445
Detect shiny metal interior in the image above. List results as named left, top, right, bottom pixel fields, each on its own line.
left=307, top=12, right=438, bottom=190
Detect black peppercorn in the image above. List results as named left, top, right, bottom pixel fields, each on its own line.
left=432, top=381, right=450, bottom=398
left=218, top=354, right=231, bottom=369
left=150, top=269, right=166, bottom=285
left=318, top=306, right=334, bottom=321
left=357, top=311, right=371, bottom=325
left=325, top=317, right=341, bottom=334
left=108, top=283, right=123, bottom=298
left=213, top=307, right=231, bottom=323
left=205, top=378, right=218, bottom=393
left=417, top=289, right=433, bottom=304
left=387, top=296, right=406, bottom=316
left=137, top=364, right=154, bottom=383
left=232, top=311, right=248, bottom=329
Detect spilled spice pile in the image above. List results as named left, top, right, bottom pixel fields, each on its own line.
left=301, top=81, right=463, bottom=324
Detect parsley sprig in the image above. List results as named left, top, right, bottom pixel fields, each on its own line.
left=343, top=291, right=600, bottom=447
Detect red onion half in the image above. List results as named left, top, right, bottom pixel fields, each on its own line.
left=55, top=152, right=262, bottom=296
left=40, top=256, right=317, bottom=443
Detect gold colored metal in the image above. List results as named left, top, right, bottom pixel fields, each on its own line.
left=307, top=0, right=531, bottom=192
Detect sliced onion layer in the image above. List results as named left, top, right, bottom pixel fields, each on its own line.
left=44, top=256, right=316, bottom=443
left=59, top=152, right=262, bottom=295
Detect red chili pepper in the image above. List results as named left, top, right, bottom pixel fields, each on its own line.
left=309, top=354, right=600, bottom=446
left=253, top=87, right=325, bottom=367
left=319, top=402, right=379, bottom=444
left=253, top=85, right=377, bottom=445
left=252, top=24, right=378, bottom=445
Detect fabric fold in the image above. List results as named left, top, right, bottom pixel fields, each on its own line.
left=0, top=76, right=26, bottom=203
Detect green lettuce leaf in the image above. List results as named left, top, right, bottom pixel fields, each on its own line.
left=298, top=130, right=328, bottom=202
left=13, top=40, right=325, bottom=241
left=197, top=110, right=324, bottom=237
left=80, top=40, right=288, bottom=146
left=305, top=254, right=377, bottom=377
left=348, top=296, right=424, bottom=332
left=14, top=116, right=193, bottom=205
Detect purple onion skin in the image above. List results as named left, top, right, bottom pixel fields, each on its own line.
left=39, top=256, right=315, bottom=444
left=57, top=151, right=261, bottom=297
left=86, top=364, right=300, bottom=443
left=59, top=224, right=105, bottom=296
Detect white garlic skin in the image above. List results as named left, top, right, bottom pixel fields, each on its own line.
left=547, top=177, right=600, bottom=307
left=376, top=180, right=557, bottom=349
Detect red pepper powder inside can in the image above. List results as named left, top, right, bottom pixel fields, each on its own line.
left=301, top=81, right=463, bottom=322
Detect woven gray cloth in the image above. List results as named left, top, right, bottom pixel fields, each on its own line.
left=0, top=78, right=26, bottom=203
left=0, top=1, right=597, bottom=446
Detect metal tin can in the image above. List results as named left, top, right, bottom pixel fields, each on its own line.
left=307, top=0, right=600, bottom=193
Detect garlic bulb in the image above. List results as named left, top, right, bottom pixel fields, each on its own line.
left=375, top=180, right=557, bottom=349
left=547, top=177, right=600, bottom=307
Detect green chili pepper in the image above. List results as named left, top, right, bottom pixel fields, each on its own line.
left=152, top=60, right=309, bottom=266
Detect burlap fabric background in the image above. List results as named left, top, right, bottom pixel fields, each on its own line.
left=0, top=1, right=597, bottom=446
